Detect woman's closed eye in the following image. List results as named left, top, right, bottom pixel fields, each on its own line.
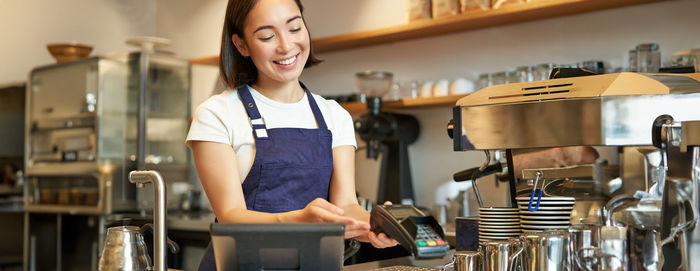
left=259, top=35, right=274, bottom=41
left=290, top=27, right=301, bottom=33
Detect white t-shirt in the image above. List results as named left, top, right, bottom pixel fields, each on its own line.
left=186, top=85, right=357, bottom=182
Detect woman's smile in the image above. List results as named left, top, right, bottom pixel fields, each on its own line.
left=273, top=53, right=299, bottom=68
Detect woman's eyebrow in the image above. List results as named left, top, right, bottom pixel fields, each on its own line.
left=253, top=16, right=302, bottom=33
left=286, top=16, right=301, bottom=24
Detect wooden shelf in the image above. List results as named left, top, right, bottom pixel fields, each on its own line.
left=341, top=94, right=468, bottom=115
left=190, top=0, right=663, bottom=65
left=190, top=56, right=218, bottom=66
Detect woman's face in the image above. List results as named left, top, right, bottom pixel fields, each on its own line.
left=234, top=0, right=310, bottom=86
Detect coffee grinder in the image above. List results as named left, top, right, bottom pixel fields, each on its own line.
left=352, top=71, right=420, bottom=204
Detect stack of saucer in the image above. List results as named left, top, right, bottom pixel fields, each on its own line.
left=478, top=207, right=521, bottom=243
left=516, top=196, right=575, bottom=232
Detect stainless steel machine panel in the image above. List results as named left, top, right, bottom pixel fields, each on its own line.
left=454, top=73, right=700, bottom=151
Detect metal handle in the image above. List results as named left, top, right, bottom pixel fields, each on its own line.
left=528, top=171, right=543, bottom=211
left=604, top=196, right=638, bottom=226
left=660, top=218, right=698, bottom=246
left=466, top=150, right=491, bottom=208
left=575, top=247, right=599, bottom=271
left=129, top=170, right=167, bottom=271
left=343, top=239, right=361, bottom=262
left=508, top=243, right=524, bottom=271
left=442, top=257, right=455, bottom=271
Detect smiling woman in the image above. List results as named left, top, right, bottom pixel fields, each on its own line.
left=187, top=0, right=399, bottom=270
left=219, top=0, right=322, bottom=92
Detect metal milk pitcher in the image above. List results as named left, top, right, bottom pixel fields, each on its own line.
left=520, top=230, right=571, bottom=271
left=442, top=251, right=482, bottom=271
left=482, top=239, right=523, bottom=271
left=98, top=225, right=153, bottom=271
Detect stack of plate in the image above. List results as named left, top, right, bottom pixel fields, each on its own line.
left=478, top=207, right=521, bottom=243
left=516, top=196, right=575, bottom=232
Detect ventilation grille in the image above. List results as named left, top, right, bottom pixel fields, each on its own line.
left=489, top=83, right=573, bottom=102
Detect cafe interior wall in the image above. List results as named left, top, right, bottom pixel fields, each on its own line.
left=155, top=0, right=700, bottom=210
left=0, top=0, right=157, bottom=84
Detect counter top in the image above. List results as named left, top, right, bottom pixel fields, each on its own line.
left=344, top=250, right=454, bottom=271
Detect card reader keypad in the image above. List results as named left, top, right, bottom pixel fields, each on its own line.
left=415, top=224, right=446, bottom=247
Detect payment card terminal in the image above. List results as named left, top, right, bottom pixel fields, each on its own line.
left=370, top=205, right=449, bottom=259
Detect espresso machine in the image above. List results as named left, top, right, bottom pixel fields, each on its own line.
left=448, top=72, right=700, bottom=270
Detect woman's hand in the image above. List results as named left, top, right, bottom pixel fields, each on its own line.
left=281, top=198, right=370, bottom=239
left=365, top=201, right=399, bottom=248
left=367, top=231, right=399, bottom=248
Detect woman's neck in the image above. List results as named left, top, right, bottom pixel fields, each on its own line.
left=251, top=79, right=304, bottom=103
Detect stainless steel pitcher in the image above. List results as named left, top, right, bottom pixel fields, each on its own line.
left=520, top=230, right=571, bottom=271
left=600, top=225, right=628, bottom=271
left=482, top=239, right=522, bottom=271
left=570, top=224, right=601, bottom=271
left=98, top=225, right=153, bottom=271
left=99, top=222, right=178, bottom=271
left=442, top=251, right=482, bottom=271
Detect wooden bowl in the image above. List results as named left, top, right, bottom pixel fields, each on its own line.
left=46, top=43, right=93, bottom=63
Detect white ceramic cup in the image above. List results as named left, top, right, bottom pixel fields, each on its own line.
left=420, top=81, right=434, bottom=98
left=449, top=78, right=476, bottom=95
left=432, top=79, right=450, bottom=97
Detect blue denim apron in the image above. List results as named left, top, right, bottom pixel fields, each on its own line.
left=198, top=84, right=333, bottom=270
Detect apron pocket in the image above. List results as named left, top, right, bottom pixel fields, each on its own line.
left=254, top=162, right=332, bottom=213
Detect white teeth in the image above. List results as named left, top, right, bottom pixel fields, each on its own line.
left=275, top=55, right=296, bottom=65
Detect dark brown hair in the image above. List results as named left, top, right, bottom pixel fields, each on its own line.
left=219, top=0, right=322, bottom=89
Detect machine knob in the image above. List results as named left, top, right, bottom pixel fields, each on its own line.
left=446, top=119, right=454, bottom=139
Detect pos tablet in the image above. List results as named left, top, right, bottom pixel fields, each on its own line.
left=210, top=223, right=344, bottom=271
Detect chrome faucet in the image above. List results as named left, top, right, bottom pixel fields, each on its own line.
left=129, top=170, right=167, bottom=271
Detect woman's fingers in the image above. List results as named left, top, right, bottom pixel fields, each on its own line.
left=309, top=198, right=344, bottom=215
left=367, top=231, right=399, bottom=248
left=344, top=222, right=370, bottom=239
left=376, top=232, right=399, bottom=247
left=309, top=205, right=354, bottom=224
left=308, top=206, right=369, bottom=238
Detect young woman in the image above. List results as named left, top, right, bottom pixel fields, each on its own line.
left=186, top=0, right=397, bottom=269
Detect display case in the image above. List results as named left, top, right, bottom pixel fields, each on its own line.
left=25, top=51, right=191, bottom=215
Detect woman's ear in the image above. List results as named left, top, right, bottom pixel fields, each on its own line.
left=232, top=34, right=250, bottom=57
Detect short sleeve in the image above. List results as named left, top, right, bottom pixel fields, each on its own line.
left=186, top=98, right=232, bottom=148
left=327, top=100, right=357, bottom=149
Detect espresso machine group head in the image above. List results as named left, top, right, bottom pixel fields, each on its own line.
left=353, top=71, right=420, bottom=204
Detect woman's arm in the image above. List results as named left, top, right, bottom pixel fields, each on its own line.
left=190, top=141, right=360, bottom=225
left=328, top=145, right=398, bottom=248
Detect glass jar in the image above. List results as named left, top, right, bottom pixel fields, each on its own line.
left=477, top=73, right=493, bottom=89
left=628, top=49, right=638, bottom=72
left=672, top=52, right=695, bottom=67
left=636, top=43, right=660, bottom=72
left=492, top=71, right=507, bottom=85
left=534, top=63, right=555, bottom=81
left=400, top=80, right=420, bottom=99
left=514, top=66, right=534, bottom=82
left=383, top=83, right=402, bottom=101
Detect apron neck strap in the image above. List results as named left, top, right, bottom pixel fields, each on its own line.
left=237, top=82, right=329, bottom=139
